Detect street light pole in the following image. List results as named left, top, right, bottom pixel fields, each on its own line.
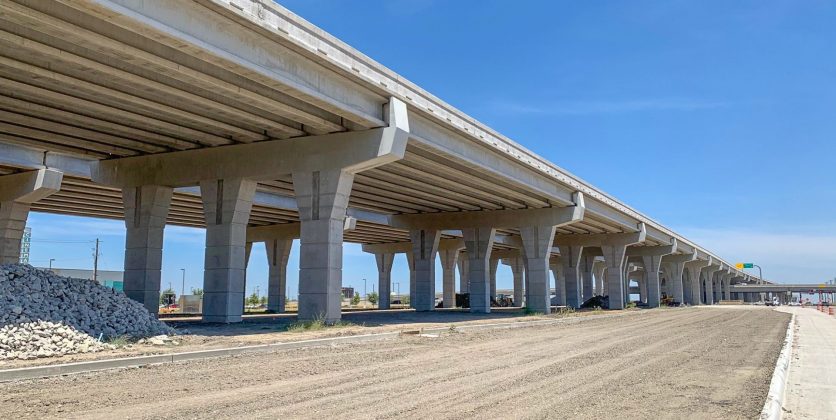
left=180, top=268, right=186, bottom=300
left=48, top=258, right=55, bottom=270
left=363, top=278, right=367, bottom=298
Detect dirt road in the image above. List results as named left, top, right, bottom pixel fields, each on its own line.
left=0, top=307, right=788, bottom=419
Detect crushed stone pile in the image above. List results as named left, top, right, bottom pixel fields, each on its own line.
left=1, top=264, right=176, bottom=360
left=0, top=321, right=114, bottom=360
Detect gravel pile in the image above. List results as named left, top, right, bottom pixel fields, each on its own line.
left=1, top=264, right=175, bottom=360
left=0, top=321, right=114, bottom=360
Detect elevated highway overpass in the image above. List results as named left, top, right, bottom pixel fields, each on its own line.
left=0, top=0, right=765, bottom=323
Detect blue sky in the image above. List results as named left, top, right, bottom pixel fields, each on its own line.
left=25, top=0, right=836, bottom=296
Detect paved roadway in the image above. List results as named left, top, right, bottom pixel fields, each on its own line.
left=0, top=308, right=788, bottom=419
left=780, top=306, right=836, bottom=419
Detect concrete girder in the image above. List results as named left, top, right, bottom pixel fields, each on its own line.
left=25, top=0, right=384, bottom=128
left=552, top=222, right=646, bottom=248
left=389, top=192, right=584, bottom=231
left=246, top=217, right=356, bottom=243
left=361, top=238, right=464, bottom=255
left=91, top=97, right=409, bottom=188
left=0, top=169, right=63, bottom=265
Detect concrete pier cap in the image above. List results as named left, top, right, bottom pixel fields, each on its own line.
left=89, top=96, right=410, bottom=323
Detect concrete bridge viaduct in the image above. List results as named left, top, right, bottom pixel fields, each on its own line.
left=0, top=0, right=765, bottom=323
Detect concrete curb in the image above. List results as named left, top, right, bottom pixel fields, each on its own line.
left=760, top=313, right=796, bottom=420
left=0, top=311, right=634, bottom=383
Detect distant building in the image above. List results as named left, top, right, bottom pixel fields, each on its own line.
left=38, top=267, right=124, bottom=292
left=341, top=287, right=355, bottom=299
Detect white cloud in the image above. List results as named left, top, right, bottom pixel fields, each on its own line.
left=493, top=98, right=730, bottom=116
left=677, top=227, right=836, bottom=284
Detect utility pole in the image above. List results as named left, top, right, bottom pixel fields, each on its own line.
left=363, top=278, right=367, bottom=298
left=92, top=238, right=100, bottom=283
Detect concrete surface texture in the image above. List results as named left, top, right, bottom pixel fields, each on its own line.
left=0, top=308, right=788, bottom=419
left=780, top=306, right=836, bottom=419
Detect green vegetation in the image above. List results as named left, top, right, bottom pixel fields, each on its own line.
left=351, top=292, right=361, bottom=306
left=286, top=315, right=355, bottom=333
left=367, top=291, right=379, bottom=306
left=246, top=292, right=261, bottom=307
left=552, top=307, right=576, bottom=317
left=106, top=335, right=131, bottom=347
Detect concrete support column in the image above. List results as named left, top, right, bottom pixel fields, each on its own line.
left=505, top=257, right=525, bottom=307
left=122, top=185, right=173, bottom=316
left=439, top=249, right=459, bottom=309
left=550, top=261, right=564, bottom=306
left=723, top=277, right=731, bottom=300
left=0, top=201, right=29, bottom=265
left=520, top=225, right=557, bottom=314
left=638, top=274, right=648, bottom=303
left=410, top=229, right=441, bottom=311
left=200, top=178, right=257, bottom=323
left=641, top=254, right=665, bottom=308
left=374, top=252, right=394, bottom=309
left=601, top=244, right=628, bottom=310
left=580, top=254, right=595, bottom=302
left=700, top=265, right=720, bottom=306
left=463, top=227, right=496, bottom=313
left=457, top=252, right=469, bottom=294
left=665, top=261, right=687, bottom=304
left=682, top=259, right=709, bottom=305
left=265, top=238, right=292, bottom=313
left=489, top=257, right=499, bottom=302
left=593, top=261, right=606, bottom=296
left=293, top=169, right=353, bottom=323
left=406, top=252, right=416, bottom=306
left=558, top=245, right=584, bottom=308
left=704, top=275, right=715, bottom=305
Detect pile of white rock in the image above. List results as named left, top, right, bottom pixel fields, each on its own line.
left=1, top=264, right=176, bottom=360
left=0, top=320, right=114, bottom=360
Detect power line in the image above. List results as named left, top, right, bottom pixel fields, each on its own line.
left=30, top=240, right=97, bottom=244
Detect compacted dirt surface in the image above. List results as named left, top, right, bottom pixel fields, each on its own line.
left=0, top=307, right=788, bottom=419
